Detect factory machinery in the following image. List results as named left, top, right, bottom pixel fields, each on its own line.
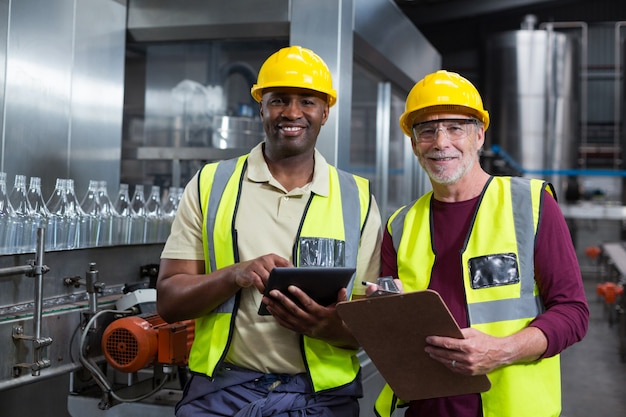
left=0, top=228, right=388, bottom=417
left=0, top=229, right=195, bottom=416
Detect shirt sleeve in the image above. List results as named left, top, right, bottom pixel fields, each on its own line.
left=530, top=191, right=590, bottom=358
left=160, top=172, right=205, bottom=261
left=381, top=222, right=399, bottom=279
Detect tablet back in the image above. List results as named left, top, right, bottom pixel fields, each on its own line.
left=258, top=266, right=356, bottom=315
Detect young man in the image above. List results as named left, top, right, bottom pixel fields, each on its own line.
left=156, top=45, right=382, bottom=417
left=374, top=70, right=588, bottom=417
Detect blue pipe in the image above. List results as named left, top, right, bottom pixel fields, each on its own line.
left=490, top=145, right=626, bottom=177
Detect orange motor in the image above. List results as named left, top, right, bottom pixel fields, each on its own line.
left=102, top=313, right=194, bottom=373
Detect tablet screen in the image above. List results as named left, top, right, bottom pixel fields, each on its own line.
left=258, top=266, right=356, bottom=315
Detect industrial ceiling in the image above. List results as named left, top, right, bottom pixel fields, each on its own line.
left=395, top=0, right=626, bottom=56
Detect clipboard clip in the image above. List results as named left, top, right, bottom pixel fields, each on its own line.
left=366, top=276, right=401, bottom=297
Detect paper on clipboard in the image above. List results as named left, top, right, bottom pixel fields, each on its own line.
left=336, top=289, right=491, bottom=401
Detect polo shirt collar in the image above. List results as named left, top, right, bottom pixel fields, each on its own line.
left=246, top=142, right=330, bottom=197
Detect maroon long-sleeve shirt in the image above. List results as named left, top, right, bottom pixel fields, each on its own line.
left=381, top=191, right=589, bottom=417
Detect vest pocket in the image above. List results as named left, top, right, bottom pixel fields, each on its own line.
left=468, top=253, right=520, bottom=289
left=299, top=237, right=345, bottom=267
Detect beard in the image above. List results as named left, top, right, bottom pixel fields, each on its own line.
left=419, top=147, right=478, bottom=185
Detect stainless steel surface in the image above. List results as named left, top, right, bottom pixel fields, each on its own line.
left=289, top=0, right=353, bottom=167
left=127, top=0, right=290, bottom=42
left=560, top=202, right=626, bottom=220
left=212, top=116, right=264, bottom=149
left=3, top=0, right=72, bottom=193
left=0, top=1, right=7, bottom=150
left=355, top=0, right=441, bottom=92
left=68, top=0, right=126, bottom=194
left=485, top=27, right=579, bottom=197
left=376, top=82, right=391, bottom=218
left=539, top=21, right=587, bottom=172
left=1, top=0, right=126, bottom=199
left=350, top=63, right=433, bottom=220
left=124, top=146, right=248, bottom=161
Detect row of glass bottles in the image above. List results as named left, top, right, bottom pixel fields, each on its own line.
left=0, top=172, right=182, bottom=255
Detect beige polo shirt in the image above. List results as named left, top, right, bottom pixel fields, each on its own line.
left=161, top=142, right=382, bottom=374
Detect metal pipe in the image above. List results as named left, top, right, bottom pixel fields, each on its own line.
left=0, top=264, right=36, bottom=277
left=375, top=82, right=391, bottom=218
left=8, top=227, right=52, bottom=377
left=615, top=22, right=626, bottom=171
left=85, top=262, right=99, bottom=316
left=33, top=227, right=45, bottom=343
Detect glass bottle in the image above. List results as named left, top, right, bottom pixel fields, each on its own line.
left=113, top=183, right=132, bottom=245
left=158, top=186, right=179, bottom=241
left=79, top=180, right=101, bottom=248
left=8, top=174, right=33, bottom=253
left=64, top=179, right=86, bottom=249
left=129, top=184, right=146, bottom=244
left=97, top=180, right=118, bottom=246
left=175, top=186, right=184, bottom=207
left=27, top=176, right=52, bottom=251
left=0, top=172, right=13, bottom=254
left=144, top=185, right=161, bottom=243
left=46, top=178, right=68, bottom=250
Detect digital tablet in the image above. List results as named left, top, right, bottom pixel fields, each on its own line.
left=258, top=266, right=356, bottom=316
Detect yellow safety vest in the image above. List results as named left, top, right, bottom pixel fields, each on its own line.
left=375, top=176, right=561, bottom=417
left=189, top=154, right=372, bottom=393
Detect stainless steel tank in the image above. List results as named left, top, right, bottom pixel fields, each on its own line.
left=212, top=115, right=265, bottom=149
left=485, top=23, right=579, bottom=197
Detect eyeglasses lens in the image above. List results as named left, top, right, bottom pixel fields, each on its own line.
left=412, top=119, right=477, bottom=143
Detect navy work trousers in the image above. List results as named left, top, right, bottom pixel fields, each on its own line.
left=176, top=364, right=362, bottom=417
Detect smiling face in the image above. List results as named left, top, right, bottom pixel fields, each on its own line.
left=410, top=113, right=485, bottom=186
left=259, top=87, right=329, bottom=160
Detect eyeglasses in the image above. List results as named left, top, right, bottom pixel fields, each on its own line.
left=412, top=118, right=478, bottom=143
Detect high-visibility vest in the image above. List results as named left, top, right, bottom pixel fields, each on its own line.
left=189, top=154, right=372, bottom=393
left=375, top=176, right=561, bottom=417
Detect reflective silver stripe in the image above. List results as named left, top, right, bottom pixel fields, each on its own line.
left=468, top=294, right=544, bottom=324
left=336, top=169, right=360, bottom=267
left=204, top=158, right=239, bottom=314
left=205, top=159, right=238, bottom=274
left=336, top=169, right=363, bottom=296
left=468, top=178, right=542, bottom=325
left=510, top=177, right=536, bottom=300
left=389, top=205, right=410, bottom=253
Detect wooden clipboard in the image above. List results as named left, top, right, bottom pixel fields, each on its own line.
left=336, top=289, right=491, bottom=401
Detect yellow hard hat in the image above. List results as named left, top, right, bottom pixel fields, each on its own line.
left=251, top=45, right=337, bottom=107
left=399, top=70, right=490, bottom=136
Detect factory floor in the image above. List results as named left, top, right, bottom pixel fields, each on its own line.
left=561, top=274, right=626, bottom=416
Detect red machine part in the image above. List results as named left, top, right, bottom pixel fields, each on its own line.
left=597, top=282, right=624, bottom=305
left=101, top=313, right=195, bottom=373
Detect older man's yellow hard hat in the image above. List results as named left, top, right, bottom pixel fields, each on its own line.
left=399, top=70, right=490, bottom=136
